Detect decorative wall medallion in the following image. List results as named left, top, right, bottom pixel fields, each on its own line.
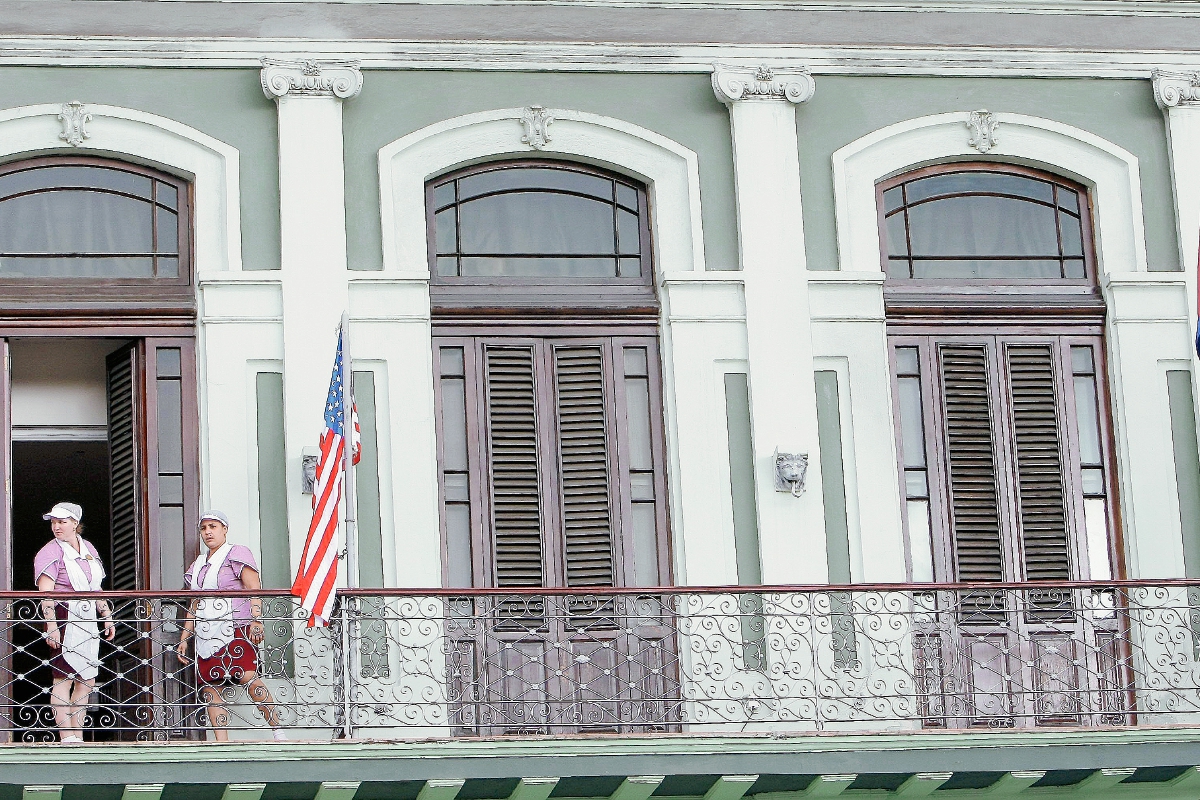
left=966, top=110, right=1000, bottom=154
left=1153, top=69, right=1200, bottom=109
left=520, top=106, right=555, bottom=150
left=260, top=58, right=364, bottom=100
left=711, top=64, right=816, bottom=105
left=58, top=101, right=91, bottom=147
left=773, top=449, right=809, bottom=497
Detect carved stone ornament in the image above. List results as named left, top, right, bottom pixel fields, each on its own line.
left=1153, top=69, right=1200, bottom=109
left=773, top=449, right=809, bottom=498
left=260, top=59, right=364, bottom=100
left=966, top=110, right=1000, bottom=154
left=58, top=101, right=91, bottom=147
left=520, top=106, right=555, bottom=150
left=711, top=64, right=816, bottom=106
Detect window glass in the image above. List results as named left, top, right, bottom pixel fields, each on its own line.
left=430, top=163, right=647, bottom=280
left=881, top=168, right=1090, bottom=281
left=0, top=162, right=186, bottom=279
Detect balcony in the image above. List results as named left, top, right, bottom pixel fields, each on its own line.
left=1, top=581, right=1199, bottom=741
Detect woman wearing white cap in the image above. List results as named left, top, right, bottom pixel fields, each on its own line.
left=176, top=511, right=285, bottom=741
left=33, top=502, right=115, bottom=743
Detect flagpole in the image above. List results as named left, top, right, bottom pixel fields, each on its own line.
left=340, top=310, right=360, bottom=590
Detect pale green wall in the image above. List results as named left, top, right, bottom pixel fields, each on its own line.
left=0, top=67, right=280, bottom=271
left=344, top=71, right=738, bottom=271
left=797, top=76, right=1179, bottom=272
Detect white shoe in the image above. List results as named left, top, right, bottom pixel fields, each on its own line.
left=272, top=729, right=287, bottom=741
left=60, top=735, right=83, bottom=743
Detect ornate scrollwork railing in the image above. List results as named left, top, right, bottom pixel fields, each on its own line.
left=1, top=581, right=1200, bottom=740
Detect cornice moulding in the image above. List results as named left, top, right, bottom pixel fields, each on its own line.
left=260, top=58, right=363, bottom=100
left=1153, top=68, right=1200, bottom=109
left=1, top=39, right=1200, bottom=78
left=712, top=64, right=815, bottom=104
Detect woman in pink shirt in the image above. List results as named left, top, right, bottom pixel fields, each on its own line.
left=33, top=502, right=115, bottom=743
left=176, top=510, right=284, bottom=741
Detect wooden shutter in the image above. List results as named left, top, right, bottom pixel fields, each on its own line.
left=939, top=345, right=1005, bottom=582
left=553, top=345, right=615, bottom=587
left=1006, top=345, right=1072, bottom=581
left=483, top=345, right=544, bottom=587
left=106, top=343, right=141, bottom=591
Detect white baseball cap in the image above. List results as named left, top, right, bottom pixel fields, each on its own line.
left=199, top=510, right=230, bottom=529
left=42, top=503, right=82, bottom=522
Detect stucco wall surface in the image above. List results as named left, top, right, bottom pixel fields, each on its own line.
left=798, top=75, right=1178, bottom=272
left=0, top=66, right=279, bottom=271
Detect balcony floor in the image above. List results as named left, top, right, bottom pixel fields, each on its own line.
left=5, top=727, right=1200, bottom=800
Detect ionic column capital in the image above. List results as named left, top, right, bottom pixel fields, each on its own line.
left=260, top=58, right=363, bottom=101
left=1153, top=69, right=1200, bottom=110
left=711, top=64, right=815, bottom=106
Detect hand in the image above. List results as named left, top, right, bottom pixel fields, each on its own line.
left=103, top=619, right=116, bottom=641
left=176, top=638, right=191, bottom=664
left=44, top=628, right=61, bottom=650
left=248, top=620, right=265, bottom=645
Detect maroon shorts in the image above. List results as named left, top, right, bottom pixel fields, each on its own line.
left=196, top=626, right=258, bottom=685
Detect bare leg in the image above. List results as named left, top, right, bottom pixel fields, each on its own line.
left=49, top=677, right=73, bottom=737
left=238, top=671, right=281, bottom=729
left=202, top=684, right=231, bottom=742
left=67, top=679, right=94, bottom=739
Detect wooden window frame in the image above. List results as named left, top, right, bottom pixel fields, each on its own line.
left=426, top=159, right=658, bottom=315
left=0, top=155, right=194, bottom=321
left=432, top=331, right=672, bottom=589
left=881, top=163, right=1123, bottom=584
left=879, top=162, right=1102, bottom=318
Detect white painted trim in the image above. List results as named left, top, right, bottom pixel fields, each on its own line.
left=0, top=103, right=242, bottom=276
left=833, top=111, right=1149, bottom=277
left=0, top=38, right=1198, bottom=78
left=379, top=107, right=704, bottom=276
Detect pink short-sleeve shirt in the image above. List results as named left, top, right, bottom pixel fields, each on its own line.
left=34, top=539, right=102, bottom=592
left=184, top=544, right=259, bottom=623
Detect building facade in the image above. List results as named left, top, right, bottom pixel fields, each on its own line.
left=3, top=1, right=1200, bottom=798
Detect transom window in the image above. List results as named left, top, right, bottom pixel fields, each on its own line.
left=428, top=161, right=650, bottom=282
left=880, top=164, right=1092, bottom=281
left=0, top=158, right=187, bottom=280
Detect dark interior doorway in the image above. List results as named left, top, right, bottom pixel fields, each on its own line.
left=9, top=441, right=112, bottom=741
left=11, top=441, right=111, bottom=591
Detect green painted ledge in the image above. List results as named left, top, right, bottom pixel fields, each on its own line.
left=1, top=728, right=1200, bottom=786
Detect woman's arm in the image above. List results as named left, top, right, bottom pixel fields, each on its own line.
left=241, top=567, right=266, bottom=644
left=175, top=598, right=199, bottom=662
left=36, top=574, right=60, bottom=649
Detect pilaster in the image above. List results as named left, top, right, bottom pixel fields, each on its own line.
left=261, top=58, right=362, bottom=573
left=1153, top=69, right=1200, bottom=577
left=712, top=64, right=826, bottom=583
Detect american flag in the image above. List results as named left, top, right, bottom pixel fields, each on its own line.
left=291, top=329, right=360, bottom=627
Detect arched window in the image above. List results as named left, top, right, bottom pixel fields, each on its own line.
left=428, top=161, right=668, bottom=597
left=880, top=164, right=1117, bottom=591
left=428, top=160, right=674, bottom=735
left=0, top=157, right=188, bottom=281
left=880, top=164, right=1093, bottom=282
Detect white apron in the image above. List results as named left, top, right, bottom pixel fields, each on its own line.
left=57, top=539, right=104, bottom=681
left=189, top=543, right=235, bottom=660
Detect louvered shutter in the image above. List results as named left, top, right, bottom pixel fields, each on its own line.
left=939, top=345, right=1005, bottom=583
left=1006, top=345, right=1072, bottom=581
left=106, top=344, right=140, bottom=591
left=483, top=345, right=544, bottom=587
left=552, top=346, right=615, bottom=587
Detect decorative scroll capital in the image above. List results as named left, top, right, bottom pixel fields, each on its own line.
left=1153, top=69, right=1200, bottom=109
left=260, top=59, right=363, bottom=101
left=966, top=110, right=1000, bottom=154
left=711, top=64, right=815, bottom=106
left=58, top=101, right=91, bottom=147
left=520, top=106, right=555, bottom=150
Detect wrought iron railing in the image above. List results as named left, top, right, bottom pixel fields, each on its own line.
left=3, top=581, right=1200, bottom=741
